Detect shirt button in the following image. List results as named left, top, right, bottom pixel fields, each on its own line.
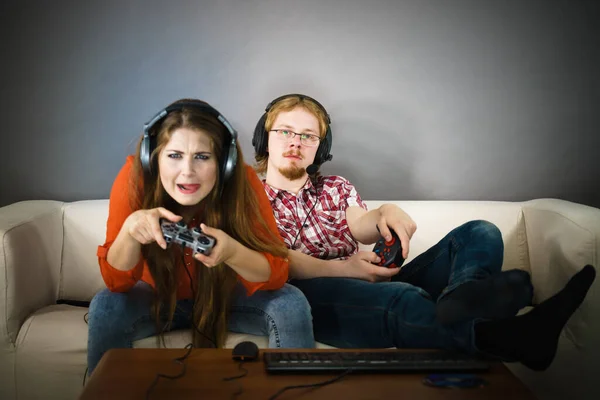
left=303, top=224, right=309, bottom=228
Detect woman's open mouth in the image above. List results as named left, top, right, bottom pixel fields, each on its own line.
left=177, top=184, right=200, bottom=194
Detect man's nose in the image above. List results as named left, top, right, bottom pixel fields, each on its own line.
left=288, top=134, right=303, bottom=147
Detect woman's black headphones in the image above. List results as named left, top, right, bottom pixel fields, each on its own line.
left=140, top=100, right=238, bottom=188
left=252, top=94, right=333, bottom=166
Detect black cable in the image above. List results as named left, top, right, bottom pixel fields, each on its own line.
left=145, top=343, right=194, bottom=400
left=222, top=361, right=248, bottom=381
left=83, top=312, right=89, bottom=386
left=267, top=369, right=352, bottom=400
left=291, top=183, right=321, bottom=249
left=222, top=360, right=250, bottom=399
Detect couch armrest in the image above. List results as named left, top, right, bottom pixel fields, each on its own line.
left=0, top=200, right=64, bottom=345
left=523, top=198, right=599, bottom=302
left=522, top=198, right=600, bottom=363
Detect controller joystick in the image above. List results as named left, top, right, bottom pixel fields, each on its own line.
left=372, top=229, right=405, bottom=268
left=160, top=219, right=216, bottom=256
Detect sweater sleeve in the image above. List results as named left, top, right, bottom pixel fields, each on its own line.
left=97, top=156, right=145, bottom=292
left=236, top=165, right=289, bottom=295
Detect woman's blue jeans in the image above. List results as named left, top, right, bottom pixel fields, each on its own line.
left=87, top=282, right=314, bottom=374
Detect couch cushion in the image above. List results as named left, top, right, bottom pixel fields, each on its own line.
left=361, top=201, right=530, bottom=273
left=15, top=305, right=88, bottom=400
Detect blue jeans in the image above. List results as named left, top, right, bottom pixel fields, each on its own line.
left=290, top=220, right=532, bottom=353
left=87, top=282, right=314, bottom=374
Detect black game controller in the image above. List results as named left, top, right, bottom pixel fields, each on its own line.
left=160, top=219, right=216, bottom=256
left=372, top=228, right=405, bottom=268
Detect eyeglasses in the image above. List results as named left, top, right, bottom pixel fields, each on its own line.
left=270, top=129, right=321, bottom=147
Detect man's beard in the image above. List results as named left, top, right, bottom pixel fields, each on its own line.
left=278, top=165, right=306, bottom=181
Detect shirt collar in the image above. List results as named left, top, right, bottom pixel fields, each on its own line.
left=262, top=177, right=317, bottom=201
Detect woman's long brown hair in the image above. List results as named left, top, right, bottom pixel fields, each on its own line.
left=128, top=99, right=287, bottom=348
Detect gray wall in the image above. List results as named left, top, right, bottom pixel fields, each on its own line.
left=1, top=0, right=599, bottom=208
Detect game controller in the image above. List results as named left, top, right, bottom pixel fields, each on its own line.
left=160, top=219, right=216, bottom=256
left=372, top=228, right=405, bottom=268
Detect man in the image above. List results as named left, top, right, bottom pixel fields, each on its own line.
left=252, top=93, right=595, bottom=371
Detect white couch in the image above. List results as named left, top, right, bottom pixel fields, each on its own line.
left=1, top=198, right=599, bottom=400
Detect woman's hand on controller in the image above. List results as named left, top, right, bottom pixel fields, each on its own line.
left=193, top=224, right=237, bottom=267
left=124, top=207, right=182, bottom=249
left=343, top=251, right=401, bottom=282
left=377, top=204, right=417, bottom=259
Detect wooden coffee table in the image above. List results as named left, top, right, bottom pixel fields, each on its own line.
left=79, top=348, right=536, bottom=399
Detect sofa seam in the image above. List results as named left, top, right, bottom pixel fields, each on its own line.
left=3, top=206, right=64, bottom=343
left=2, top=225, right=19, bottom=400
left=58, top=204, right=67, bottom=301
left=13, top=313, right=34, bottom=400
left=517, top=207, right=531, bottom=273
left=3, top=230, right=15, bottom=347
left=3, top=230, right=10, bottom=345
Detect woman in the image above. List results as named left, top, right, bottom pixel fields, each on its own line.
left=87, top=99, right=314, bottom=374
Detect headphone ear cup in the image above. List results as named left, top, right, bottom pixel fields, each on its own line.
left=323, top=126, right=333, bottom=162
left=314, top=126, right=333, bottom=165
left=252, top=113, right=269, bottom=157
left=140, top=134, right=154, bottom=175
left=222, top=139, right=238, bottom=184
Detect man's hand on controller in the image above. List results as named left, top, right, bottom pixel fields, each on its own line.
left=193, top=224, right=236, bottom=267
left=377, top=204, right=416, bottom=259
left=124, top=207, right=182, bottom=249
left=343, top=251, right=401, bottom=282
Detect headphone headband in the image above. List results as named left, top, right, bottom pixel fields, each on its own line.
left=264, top=94, right=331, bottom=124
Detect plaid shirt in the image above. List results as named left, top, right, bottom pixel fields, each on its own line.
left=262, top=176, right=367, bottom=260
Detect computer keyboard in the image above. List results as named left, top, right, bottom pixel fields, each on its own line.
left=264, top=350, right=490, bottom=373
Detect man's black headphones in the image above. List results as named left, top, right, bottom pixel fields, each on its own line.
left=140, top=100, right=238, bottom=188
left=252, top=94, right=333, bottom=166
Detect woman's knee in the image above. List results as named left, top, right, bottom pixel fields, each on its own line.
left=265, top=284, right=312, bottom=321
left=88, top=282, right=153, bottom=328
left=88, top=289, right=120, bottom=321
left=266, top=284, right=314, bottom=347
